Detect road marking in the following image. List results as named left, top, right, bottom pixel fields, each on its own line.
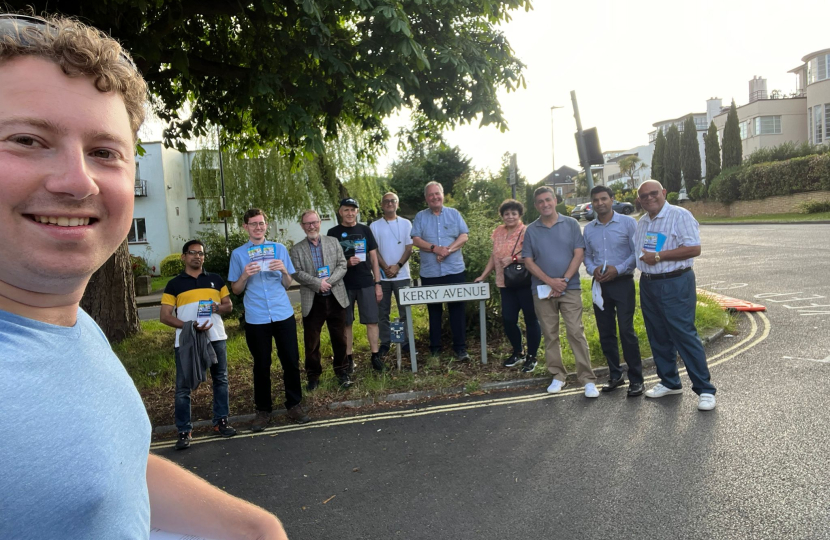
left=151, top=312, right=771, bottom=450
left=782, top=354, right=830, bottom=364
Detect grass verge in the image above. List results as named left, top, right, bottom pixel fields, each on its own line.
left=151, top=275, right=174, bottom=293
left=114, top=279, right=733, bottom=428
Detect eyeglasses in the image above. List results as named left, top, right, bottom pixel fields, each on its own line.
left=638, top=190, right=662, bottom=200
left=382, top=199, right=398, bottom=204
left=185, top=251, right=205, bottom=257
left=0, top=14, right=141, bottom=74
left=247, top=222, right=267, bottom=228
left=302, top=220, right=320, bottom=227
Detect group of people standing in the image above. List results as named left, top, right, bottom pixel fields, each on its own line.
left=162, top=181, right=478, bottom=448
left=476, top=181, right=717, bottom=409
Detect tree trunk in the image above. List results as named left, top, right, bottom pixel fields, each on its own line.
left=80, top=240, right=141, bottom=343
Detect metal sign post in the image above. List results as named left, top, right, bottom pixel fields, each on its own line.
left=398, top=282, right=491, bottom=372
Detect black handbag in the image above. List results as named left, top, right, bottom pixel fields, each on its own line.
left=503, top=230, right=531, bottom=289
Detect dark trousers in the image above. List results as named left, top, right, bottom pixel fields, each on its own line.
left=421, top=271, right=467, bottom=353
left=499, top=286, right=541, bottom=357
left=593, top=276, right=643, bottom=384
left=244, top=316, right=303, bottom=412
left=303, top=294, right=349, bottom=381
left=639, top=270, right=716, bottom=395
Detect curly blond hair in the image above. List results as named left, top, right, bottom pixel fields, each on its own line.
left=0, top=14, right=147, bottom=137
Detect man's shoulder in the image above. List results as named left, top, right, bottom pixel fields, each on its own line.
left=617, top=213, right=638, bottom=226
left=203, top=271, right=225, bottom=284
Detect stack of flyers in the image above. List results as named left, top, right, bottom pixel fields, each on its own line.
left=247, top=243, right=278, bottom=272
left=196, top=300, right=213, bottom=326
left=354, top=239, right=367, bottom=262
left=642, top=232, right=667, bottom=253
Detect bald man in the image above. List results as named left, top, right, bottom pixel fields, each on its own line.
left=635, top=180, right=716, bottom=411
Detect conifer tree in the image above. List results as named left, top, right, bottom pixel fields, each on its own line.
left=705, top=121, right=721, bottom=182
left=722, top=100, right=743, bottom=169
left=681, top=116, right=702, bottom=191
left=652, top=130, right=666, bottom=182
left=663, top=124, right=682, bottom=193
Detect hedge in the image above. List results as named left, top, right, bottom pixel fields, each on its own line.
left=709, top=153, right=830, bottom=205
left=160, top=254, right=185, bottom=277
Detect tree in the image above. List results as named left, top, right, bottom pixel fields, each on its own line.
left=80, top=241, right=141, bottom=343
left=573, top=172, right=589, bottom=198
left=15, top=0, right=530, bottom=154
left=663, top=124, right=682, bottom=193
left=618, top=155, right=647, bottom=190
left=704, top=121, right=721, bottom=182
left=722, top=100, right=743, bottom=169
left=681, top=116, right=702, bottom=191
left=388, top=142, right=471, bottom=217
left=652, top=130, right=666, bottom=183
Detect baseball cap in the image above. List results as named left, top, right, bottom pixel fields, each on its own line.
left=339, top=198, right=359, bottom=208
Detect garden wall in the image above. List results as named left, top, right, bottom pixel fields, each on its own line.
left=680, top=190, right=830, bottom=218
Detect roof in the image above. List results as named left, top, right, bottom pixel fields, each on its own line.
left=801, top=48, right=830, bottom=63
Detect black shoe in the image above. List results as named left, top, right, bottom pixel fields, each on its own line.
left=175, top=432, right=191, bottom=450
left=503, top=353, right=525, bottom=368
left=251, top=410, right=270, bottom=432
left=371, top=352, right=388, bottom=372
left=286, top=404, right=311, bottom=424
left=627, top=382, right=645, bottom=397
left=346, top=355, right=355, bottom=374
left=338, top=372, right=354, bottom=388
left=602, top=376, right=627, bottom=393
left=213, top=417, right=237, bottom=438
left=306, top=379, right=319, bottom=392
left=520, top=356, right=538, bottom=373
left=378, top=345, right=390, bottom=358
left=401, top=342, right=410, bottom=353
left=455, top=350, right=470, bottom=362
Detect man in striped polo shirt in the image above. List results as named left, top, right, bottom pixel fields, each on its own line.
left=161, top=239, right=236, bottom=449
left=635, top=180, right=717, bottom=411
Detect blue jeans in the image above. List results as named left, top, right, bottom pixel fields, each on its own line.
left=175, top=340, right=230, bottom=433
left=639, top=270, right=716, bottom=395
left=499, top=286, right=541, bottom=357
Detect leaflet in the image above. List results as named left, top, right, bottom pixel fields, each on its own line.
left=317, top=265, right=330, bottom=278
left=354, top=239, right=367, bottom=262
left=248, top=243, right=278, bottom=271
left=592, top=280, right=604, bottom=311
left=642, top=232, right=667, bottom=253
left=537, top=285, right=566, bottom=299
left=196, top=300, right=213, bottom=326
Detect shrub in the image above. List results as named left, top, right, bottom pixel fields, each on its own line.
left=799, top=199, right=830, bottom=214
left=555, top=201, right=567, bottom=215
left=709, top=167, right=742, bottom=205
left=565, top=205, right=575, bottom=215
left=700, top=184, right=708, bottom=200
left=688, top=185, right=703, bottom=201
left=160, top=254, right=185, bottom=277
left=130, top=255, right=150, bottom=278
left=743, top=141, right=828, bottom=167
left=666, top=192, right=679, bottom=205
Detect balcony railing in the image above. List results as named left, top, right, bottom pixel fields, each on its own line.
left=134, top=180, right=148, bottom=197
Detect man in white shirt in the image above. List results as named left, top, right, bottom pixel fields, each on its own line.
left=370, top=192, right=413, bottom=356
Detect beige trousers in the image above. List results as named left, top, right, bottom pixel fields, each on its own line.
left=533, top=290, right=596, bottom=385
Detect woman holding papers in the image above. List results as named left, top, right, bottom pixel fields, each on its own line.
left=475, top=199, right=541, bottom=372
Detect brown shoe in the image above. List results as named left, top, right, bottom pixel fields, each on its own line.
left=286, top=404, right=311, bottom=424
left=251, top=410, right=270, bottom=432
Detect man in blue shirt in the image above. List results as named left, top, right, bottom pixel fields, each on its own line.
left=411, top=181, right=470, bottom=360
left=229, top=208, right=310, bottom=430
left=583, top=186, right=644, bottom=397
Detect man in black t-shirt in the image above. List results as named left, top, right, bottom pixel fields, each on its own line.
left=327, top=198, right=386, bottom=372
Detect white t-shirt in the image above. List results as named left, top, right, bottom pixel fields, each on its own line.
left=370, top=216, right=413, bottom=281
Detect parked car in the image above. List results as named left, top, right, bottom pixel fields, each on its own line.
left=571, top=200, right=635, bottom=220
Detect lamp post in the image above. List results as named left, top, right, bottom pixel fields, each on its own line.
left=550, top=105, right=564, bottom=179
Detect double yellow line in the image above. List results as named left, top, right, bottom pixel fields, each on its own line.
left=151, top=311, right=770, bottom=451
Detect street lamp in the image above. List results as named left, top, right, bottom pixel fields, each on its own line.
left=550, top=105, right=564, bottom=177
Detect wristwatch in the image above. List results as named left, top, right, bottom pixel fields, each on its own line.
left=563, top=277, right=570, bottom=284
left=654, top=253, right=661, bottom=263
left=429, top=244, right=435, bottom=252
left=375, top=281, right=382, bottom=286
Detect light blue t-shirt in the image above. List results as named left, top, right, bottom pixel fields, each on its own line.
left=0, top=309, right=151, bottom=539
left=228, top=241, right=296, bottom=324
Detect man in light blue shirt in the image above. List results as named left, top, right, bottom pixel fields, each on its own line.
left=583, top=186, right=643, bottom=396
left=229, top=208, right=310, bottom=430
left=635, top=180, right=716, bottom=411
left=411, top=181, right=470, bottom=360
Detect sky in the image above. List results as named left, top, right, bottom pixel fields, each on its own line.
left=377, top=0, right=827, bottom=183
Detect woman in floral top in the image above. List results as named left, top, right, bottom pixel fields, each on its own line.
left=475, top=199, right=541, bottom=372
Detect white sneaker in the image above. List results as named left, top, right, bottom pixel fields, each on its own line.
left=698, top=393, right=716, bottom=411
left=645, top=383, right=684, bottom=398
left=584, top=383, right=599, bottom=398
left=547, top=378, right=566, bottom=393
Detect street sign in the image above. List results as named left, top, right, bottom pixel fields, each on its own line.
left=217, top=209, right=232, bottom=219
left=508, top=153, right=517, bottom=186
left=390, top=321, right=406, bottom=343
left=399, top=283, right=491, bottom=306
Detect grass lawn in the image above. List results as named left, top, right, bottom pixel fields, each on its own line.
left=697, top=211, right=830, bottom=223
left=114, top=279, right=734, bottom=428
left=151, top=275, right=174, bottom=293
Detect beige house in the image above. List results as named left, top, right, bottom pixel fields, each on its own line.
left=790, top=48, right=830, bottom=146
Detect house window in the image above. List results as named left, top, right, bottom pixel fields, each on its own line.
left=739, top=120, right=749, bottom=140
left=826, top=104, right=830, bottom=142
left=815, top=105, right=824, bottom=145
left=809, top=107, right=813, bottom=143
left=127, top=218, right=147, bottom=243
left=754, top=116, right=781, bottom=135
left=808, top=54, right=830, bottom=84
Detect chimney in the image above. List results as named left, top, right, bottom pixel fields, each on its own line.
left=749, top=76, right=768, bottom=103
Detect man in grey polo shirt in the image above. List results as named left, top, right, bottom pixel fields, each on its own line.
left=411, top=181, right=470, bottom=361
left=523, top=186, right=598, bottom=398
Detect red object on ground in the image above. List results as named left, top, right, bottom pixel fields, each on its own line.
left=697, top=289, right=767, bottom=312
